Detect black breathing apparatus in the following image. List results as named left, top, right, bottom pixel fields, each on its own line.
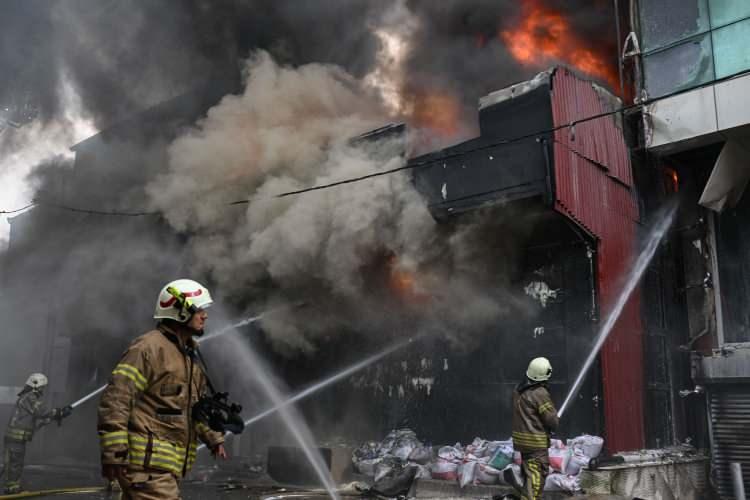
left=166, top=286, right=245, bottom=435
left=192, top=391, right=245, bottom=435
left=187, top=344, right=245, bottom=436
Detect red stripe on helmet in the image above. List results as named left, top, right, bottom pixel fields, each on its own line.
left=159, top=288, right=203, bottom=308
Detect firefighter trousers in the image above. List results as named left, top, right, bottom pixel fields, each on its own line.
left=2, top=439, right=26, bottom=493
left=521, top=452, right=549, bottom=500
left=117, top=468, right=181, bottom=500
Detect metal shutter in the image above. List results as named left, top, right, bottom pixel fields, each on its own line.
left=709, top=386, right=750, bottom=499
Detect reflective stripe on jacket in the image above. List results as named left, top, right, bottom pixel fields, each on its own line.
left=512, top=381, right=560, bottom=454
left=97, top=323, right=224, bottom=476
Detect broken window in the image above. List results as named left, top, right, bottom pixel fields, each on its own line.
left=639, top=0, right=710, bottom=51
left=709, top=0, right=750, bottom=27
left=642, top=34, right=715, bottom=97
left=712, top=18, right=750, bottom=78
left=639, top=0, right=750, bottom=97
left=716, top=188, right=750, bottom=344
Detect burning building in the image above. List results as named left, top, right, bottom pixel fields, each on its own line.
left=408, top=66, right=643, bottom=453
left=6, top=2, right=730, bottom=495
left=1, top=62, right=649, bottom=472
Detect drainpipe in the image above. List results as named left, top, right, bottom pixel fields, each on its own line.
left=626, top=0, right=645, bottom=101
left=614, top=0, right=625, bottom=97
left=587, top=245, right=598, bottom=322
left=538, top=137, right=554, bottom=207
left=731, top=463, right=746, bottom=500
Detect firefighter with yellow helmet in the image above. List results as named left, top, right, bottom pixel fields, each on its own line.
left=97, top=279, right=227, bottom=499
left=2, top=373, right=72, bottom=494
left=510, top=357, right=560, bottom=500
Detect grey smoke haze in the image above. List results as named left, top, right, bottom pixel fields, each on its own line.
left=146, top=52, right=540, bottom=354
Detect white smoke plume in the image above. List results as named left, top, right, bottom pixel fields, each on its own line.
left=149, top=52, right=533, bottom=355
left=0, top=77, right=97, bottom=246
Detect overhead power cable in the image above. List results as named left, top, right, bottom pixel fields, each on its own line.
left=37, top=200, right=159, bottom=217
left=3, top=67, right=750, bottom=217
left=0, top=202, right=37, bottom=215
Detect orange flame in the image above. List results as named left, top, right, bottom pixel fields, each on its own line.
left=500, top=1, right=619, bottom=90
left=664, top=166, right=680, bottom=193
left=405, top=89, right=462, bottom=138
left=386, top=255, right=430, bottom=303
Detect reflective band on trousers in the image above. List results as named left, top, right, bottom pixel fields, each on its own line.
left=5, top=428, right=32, bottom=441
left=512, top=431, right=549, bottom=449
left=111, top=363, right=147, bottom=391
left=128, top=434, right=197, bottom=476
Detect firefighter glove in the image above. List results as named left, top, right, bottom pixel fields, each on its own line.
left=54, top=405, right=73, bottom=425
left=101, top=464, right=127, bottom=482
left=59, top=405, right=73, bottom=418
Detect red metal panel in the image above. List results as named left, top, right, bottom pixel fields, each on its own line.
left=550, top=67, right=645, bottom=452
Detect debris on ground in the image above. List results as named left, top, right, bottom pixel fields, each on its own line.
left=352, top=430, right=605, bottom=494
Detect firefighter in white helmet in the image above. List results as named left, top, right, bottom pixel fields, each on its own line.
left=97, top=279, right=227, bottom=499
left=2, top=373, right=72, bottom=493
left=508, top=357, right=559, bottom=500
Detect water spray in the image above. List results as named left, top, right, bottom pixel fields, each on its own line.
left=197, top=336, right=415, bottom=452
left=70, top=313, right=264, bottom=409
left=245, top=337, right=412, bottom=427
left=219, top=334, right=342, bottom=500
left=558, top=201, right=678, bottom=417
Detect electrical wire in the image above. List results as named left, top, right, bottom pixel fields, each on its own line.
left=3, top=67, right=750, bottom=216
left=36, top=200, right=159, bottom=217
left=0, top=202, right=36, bottom=215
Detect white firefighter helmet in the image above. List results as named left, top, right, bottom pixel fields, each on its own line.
left=154, top=279, right=213, bottom=323
left=526, top=357, right=553, bottom=382
left=26, top=373, right=48, bottom=390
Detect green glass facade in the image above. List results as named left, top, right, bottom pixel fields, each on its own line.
left=639, top=0, right=750, bottom=97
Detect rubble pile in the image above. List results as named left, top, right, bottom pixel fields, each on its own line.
left=352, top=429, right=604, bottom=494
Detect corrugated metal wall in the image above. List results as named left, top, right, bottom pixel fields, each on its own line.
left=549, top=67, right=645, bottom=452
left=709, top=387, right=750, bottom=499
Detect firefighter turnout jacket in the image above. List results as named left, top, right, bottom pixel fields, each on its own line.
left=97, top=323, right=224, bottom=477
left=5, top=390, right=59, bottom=442
left=512, top=380, right=560, bottom=454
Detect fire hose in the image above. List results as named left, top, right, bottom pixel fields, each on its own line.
left=0, top=486, right=108, bottom=499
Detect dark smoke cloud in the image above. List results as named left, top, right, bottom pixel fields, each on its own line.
left=0, top=0, right=619, bottom=375
left=1, top=0, right=616, bottom=130
left=0, top=0, right=383, bottom=128
left=0, top=0, right=622, bottom=370
left=402, top=0, right=617, bottom=130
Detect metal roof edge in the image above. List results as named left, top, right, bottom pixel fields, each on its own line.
left=478, top=68, right=556, bottom=110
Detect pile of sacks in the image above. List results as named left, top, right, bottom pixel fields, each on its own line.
left=433, top=438, right=517, bottom=488
left=352, top=429, right=433, bottom=482
left=352, top=431, right=603, bottom=494
left=544, top=435, right=603, bottom=492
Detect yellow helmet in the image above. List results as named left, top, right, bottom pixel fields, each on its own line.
left=526, top=357, right=552, bottom=382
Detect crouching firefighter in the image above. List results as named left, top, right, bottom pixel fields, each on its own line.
left=508, top=357, right=559, bottom=500
left=2, top=373, right=73, bottom=494
left=98, top=279, right=242, bottom=499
